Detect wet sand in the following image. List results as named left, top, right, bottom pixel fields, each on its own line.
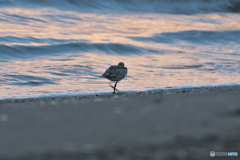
left=0, top=87, right=240, bottom=160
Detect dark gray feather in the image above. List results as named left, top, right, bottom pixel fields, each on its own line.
left=102, top=65, right=127, bottom=81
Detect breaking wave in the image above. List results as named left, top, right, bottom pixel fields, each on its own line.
left=0, top=42, right=154, bottom=58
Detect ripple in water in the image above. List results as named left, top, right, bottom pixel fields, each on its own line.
left=0, top=1, right=239, bottom=99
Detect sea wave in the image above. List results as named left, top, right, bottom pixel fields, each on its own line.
left=130, top=30, right=240, bottom=45
left=0, top=0, right=239, bottom=14
left=0, top=36, right=82, bottom=44
left=0, top=42, right=154, bottom=58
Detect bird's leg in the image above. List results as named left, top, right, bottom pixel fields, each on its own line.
left=112, top=81, right=119, bottom=94
left=109, top=84, right=120, bottom=92
left=108, top=83, right=120, bottom=92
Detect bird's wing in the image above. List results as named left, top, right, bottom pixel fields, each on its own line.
left=103, top=66, right=127, bottom=77
left=102, top=66, right=115, bottom=77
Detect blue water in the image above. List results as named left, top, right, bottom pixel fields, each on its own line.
left=0, top=0, right=240, bottom=99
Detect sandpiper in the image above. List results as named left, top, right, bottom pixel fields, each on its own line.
left=102, top=62, right=127, bottom=94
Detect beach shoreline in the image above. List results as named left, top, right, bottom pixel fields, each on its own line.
left=1, top=85, right=240, bottom=103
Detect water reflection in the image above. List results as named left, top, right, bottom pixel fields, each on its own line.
left=0, top=51, right=239, bottom=99
left=0, top=8, right=239, bottom=98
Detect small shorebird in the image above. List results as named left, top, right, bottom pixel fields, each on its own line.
left=102, top=62, right=127, bottom=94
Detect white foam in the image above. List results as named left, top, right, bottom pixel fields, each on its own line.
left=1, top=83, right=240, bottom=101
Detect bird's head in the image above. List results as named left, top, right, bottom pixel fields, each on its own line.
left=118, top=62, right=124, bottom=67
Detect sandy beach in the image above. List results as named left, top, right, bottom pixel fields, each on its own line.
left=0, top=87, right=240, bottom=160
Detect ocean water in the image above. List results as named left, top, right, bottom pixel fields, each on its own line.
left=0, top=0, right=240, bottom=99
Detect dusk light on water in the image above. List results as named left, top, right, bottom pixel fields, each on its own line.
left=0, top=0, right=240, bottom=99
